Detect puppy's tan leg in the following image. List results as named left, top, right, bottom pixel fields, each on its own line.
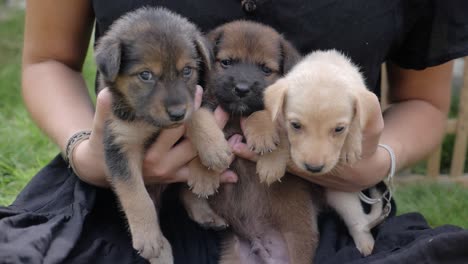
left=180, top=186, right=228, bottom=229
left=326, top=190, right=375, bottom=256
left=187, top=157, right=222, bottom=197
left=188, top=108, right=232, bottom=172
left=112, top=159, right=172, bottom=263
left=243, top=110, right=280, bottom=154
left=256, top=130, right=289, bottom=185
left=271, top=179, right=319, bottom=264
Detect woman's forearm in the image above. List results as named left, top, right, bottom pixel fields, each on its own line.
left=22, top=60, right=95, bottom=153
left=381, top=99, right=447, bottom=171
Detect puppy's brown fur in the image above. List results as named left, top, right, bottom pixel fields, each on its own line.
left=251, top=50, right=383, bottom=255
left=95, top=7, right=218, bottom=263
left=181, top=21, right=322, bottom=264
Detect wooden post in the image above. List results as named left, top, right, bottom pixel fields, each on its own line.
left=427, top=146, right=442, bottom=179
left=450, top=57, right=468, bottom=177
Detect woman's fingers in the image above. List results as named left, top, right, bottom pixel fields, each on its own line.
left=229, top=134, right=259, bottom=162
left=213, top=106, right=230, bottom=128
left=193, top=85, right=203, bottom=110
left=90, top=88, right=112, bottom=141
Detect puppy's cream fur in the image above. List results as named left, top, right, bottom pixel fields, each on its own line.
left=253, top=50, right=383, bottom=256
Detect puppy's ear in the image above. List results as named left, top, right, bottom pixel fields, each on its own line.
left=194, top=35, right=213, bottom=72
left=279, top=38, right=301, bottom=74
left=264, top=78, right=288, bottom=122
left=206, top=28, right=224, bottom=56
left=95, top=36, right=122, bottom=82
left=342, top=89, right=380, bottom=164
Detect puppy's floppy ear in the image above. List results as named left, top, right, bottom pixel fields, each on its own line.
left=342, top=88, right=380, bottom=164
left=194, top=35, right=213, bottom=72
left=264, top=78, right=288, bottom=122
left=95, top=36, right=122, bottom=82
left=206, top=28, right=224, bottom=56
left=279, top=38, right=301, bottom=74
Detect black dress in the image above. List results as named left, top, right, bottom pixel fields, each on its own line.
left=1, top=1, right=468, bottom=263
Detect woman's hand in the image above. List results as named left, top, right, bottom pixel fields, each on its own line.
left=231, top=102, right=388, bottom=192
left=73, top=86, right=238, bottom=187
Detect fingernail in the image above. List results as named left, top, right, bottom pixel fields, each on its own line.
left=223, top=171, right=238, bottom=183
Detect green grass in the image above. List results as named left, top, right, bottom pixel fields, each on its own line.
left=395, top=182, right=468, bottom=228
left=0, top=8, right=96, bottom=205
left=0, top=9, right=467, bottom=229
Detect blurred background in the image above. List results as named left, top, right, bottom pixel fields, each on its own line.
left=0, top=2, right=467, bottom=228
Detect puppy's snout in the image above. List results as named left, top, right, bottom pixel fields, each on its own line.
left=304, top=163, right=325, bottom=173
left=234, top=82, right=250, bottom=97
left=166, top=105, right=187, bottom=121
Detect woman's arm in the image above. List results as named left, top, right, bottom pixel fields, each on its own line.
left=233, top=61, right=453, bottom=192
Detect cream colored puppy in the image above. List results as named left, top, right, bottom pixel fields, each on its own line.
left=246, top=49, right=383, bottom=256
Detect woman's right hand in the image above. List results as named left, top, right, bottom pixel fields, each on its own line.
left=73, top=86, right=238, bottom=187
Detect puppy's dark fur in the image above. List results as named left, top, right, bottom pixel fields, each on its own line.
left=94, top=7, right=212, bottom=263
left=182, top=21, right=323, bottom=264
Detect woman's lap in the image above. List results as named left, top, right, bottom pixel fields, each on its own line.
left=1, top=155, right=467, bottom=264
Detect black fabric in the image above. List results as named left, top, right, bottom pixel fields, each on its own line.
left=92, top=0, right=468, bottom=95
left=2, top=0, right=468, bottom=263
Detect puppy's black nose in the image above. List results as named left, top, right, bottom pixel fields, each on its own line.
left=234, top=83, right=250, bottom=97
left=167, top=106, right=186, bottom=121
left=305, top=163, right=324, bottom=173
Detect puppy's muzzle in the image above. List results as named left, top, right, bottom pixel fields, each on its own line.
left=234, top=82, right=250, bottom=97
left=305, top=163, right=325, bottom=173
left=166, top=105, right=187, bottom=121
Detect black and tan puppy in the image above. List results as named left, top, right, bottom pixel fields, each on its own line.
left=94, top=7, right=217, bottom=263
left=181, top=21, right=323, bottom=264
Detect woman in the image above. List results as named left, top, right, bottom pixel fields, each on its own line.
left=1, top=0, right=468, bottom=263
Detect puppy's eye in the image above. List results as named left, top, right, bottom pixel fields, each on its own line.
left=290, top=121, right=302, bottom=130
left=220, top=59, right=233, bottom=68
left=261, top=65, right=272, bottom=76
left=138, top=71, right=154, bottom=82
left=334, top=126, right=346, bottom=134
left=182, top=66, right=193, bottom=78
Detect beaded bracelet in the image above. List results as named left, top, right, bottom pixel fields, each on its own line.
left=359, top=143, right=396, bottom=228
left=63, top=130, right=92, bottom=174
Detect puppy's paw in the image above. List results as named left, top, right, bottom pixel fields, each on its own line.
left=188, top=205, right=228, bottom=230
left=187, top=160, right=220, bottom=197
left=198, top=138, right=232, bottom=172
left=147, top=236, right=173, bottom=264
left=350, top=228, right=374, bottom=257
left=343, top=148, right=361, bottom=165
left=244, top=111, right=280, bottom=155
left=133, top=229, right=173, bottom=264
left=355, top=236, right=374, bottom=257
left=257, top=154, right=286, bottom=185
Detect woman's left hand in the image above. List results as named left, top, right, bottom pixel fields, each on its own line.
left=230, top=98, right=388, bottom=192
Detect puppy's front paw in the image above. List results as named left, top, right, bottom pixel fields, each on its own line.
left=198, top=138, right=232, bottom=172
left=257, top=153, right=286, bottom=185
left=133, top=229, right=173, bottom=264
left=188, top=159, right=220, bottom=197
left=343, top=148, right=361, bottom=165
left=244, top=111, right=280, bottom=154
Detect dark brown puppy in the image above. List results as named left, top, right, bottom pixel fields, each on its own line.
left=95, top=7, right=214, bottom=263
left=182, top=21, right=323, bottom=264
